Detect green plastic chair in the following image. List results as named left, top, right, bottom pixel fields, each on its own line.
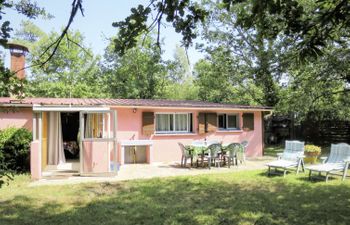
left=205, top=143, right=222, bottom=169
left=225, top=143, right=242, bottom=168
left=178, top=143, right=193, bottom=168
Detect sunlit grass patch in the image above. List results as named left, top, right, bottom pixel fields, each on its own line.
left=1, top=170, right=350, bottom=225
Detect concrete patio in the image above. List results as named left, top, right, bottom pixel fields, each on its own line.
left=30, top=156, right=274, bottom=186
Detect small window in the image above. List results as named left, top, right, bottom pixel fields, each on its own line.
left=218, top=114, right=240, bottom=130
left=218, top=114, right=226, bottom=129
left=84, top=113, right=104, bottom=138
left=155, top=113, right=193, bottom=134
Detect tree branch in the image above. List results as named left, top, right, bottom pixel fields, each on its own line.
left=14, top=0, right=84, bottom=74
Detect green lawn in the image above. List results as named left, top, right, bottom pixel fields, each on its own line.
left=264, top=145, right=332, bottom=159
left=264, top=145, right=284, bottom=157
left=1, top=171, right=350, bottom=225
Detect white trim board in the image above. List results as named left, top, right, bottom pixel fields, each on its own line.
left=33, top=105, right=110, bottom=112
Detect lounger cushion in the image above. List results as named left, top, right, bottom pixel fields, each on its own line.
left=282, top=152, right=302, bottom=161
left=266, top=160, right=298, bottom=168
left=306, top=163, right=345, bottom=172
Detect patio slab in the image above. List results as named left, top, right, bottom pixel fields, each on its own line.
left=29, top=156, right=274, bottom=187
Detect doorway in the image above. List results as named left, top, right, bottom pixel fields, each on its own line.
left=41, top=111, right=80, bottom=177
left=61, top=112, right=80, bottom=163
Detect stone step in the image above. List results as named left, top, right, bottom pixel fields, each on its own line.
left=44, top=162, right=80, bottom=171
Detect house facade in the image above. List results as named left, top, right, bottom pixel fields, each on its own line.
left=0, top=97, right=271, bottom=180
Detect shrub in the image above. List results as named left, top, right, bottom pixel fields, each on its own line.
left=304, top=144, right=322, bottom=154
left=0, top=160, right=13, bottom=188
left=0, top=127, right=32, bottom=172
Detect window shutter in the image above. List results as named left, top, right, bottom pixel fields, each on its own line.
left=198, top=113, right=205, bottom=134
left=206, top=113, right=217, bottom=132
left=198, top=113, right=217, bottom=133
left=142, top=112, right=154, bottom=135
left=243, top=113, right=254, bottom=131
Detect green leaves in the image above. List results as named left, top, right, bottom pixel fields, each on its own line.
left=113, top=0, right=208, bottom=56
left=112, top=5, right=151, bottom=56
left=14, top=0, right=50, bottom=19
left=103, top=35, right=167, bottom=99
left=114, top=0, right=350, bottom=61
left=0, top=0, right=50, bottom=47
left=0, top=127, right=32, bottom=174
left=276, top=45, right=350, bottom=121
left=13, top=22, right=105, bottom=98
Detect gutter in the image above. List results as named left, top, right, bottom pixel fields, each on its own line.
left=0, top=103, right=273, bottom=112
left=0, top=103, right=33, bottom=107
left=111, top=105, right=273, bottom=112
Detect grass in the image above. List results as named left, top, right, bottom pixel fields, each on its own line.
left=264, top=145, right=332, bottom=162
left=264, top=145, right=284, bottom=157
left=1, top=171, right=350, bottom=225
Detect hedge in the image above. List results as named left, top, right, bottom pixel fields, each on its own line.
left=0, top=127, right=32, bottom=172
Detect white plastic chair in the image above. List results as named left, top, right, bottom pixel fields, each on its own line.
left=178, top=142, right=193, bottom=168
left=306, top=143, right=350, bottom=182
left=266, top=140, right=305, bottom=177
left=239, top=140, right=248, bottom=164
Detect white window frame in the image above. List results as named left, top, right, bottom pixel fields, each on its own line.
left=217, top=113, right=240, bottom=130
left=155, top=112, right=192, bottom=134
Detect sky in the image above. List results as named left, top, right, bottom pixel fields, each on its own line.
left=3, top=0, right=204, bottom=66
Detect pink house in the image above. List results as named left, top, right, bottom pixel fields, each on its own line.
left=0, top=97, right=271, bottom=180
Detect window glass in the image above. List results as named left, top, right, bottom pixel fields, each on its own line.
left=156, top=113, right=191, bottom=133
left=218, top=114, right=240, bottom=130
left=156, top=114, right=172, bottom=132
left=227, top=115, right=238, bottom=129
left=175, top=114, right=187, bottom=131
left=84, top=113, right=104, bottom=138
left=218, top=114, right=226, bottom=129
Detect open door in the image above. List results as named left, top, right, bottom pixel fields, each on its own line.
left=41, top=112, right=48, bottom=170
left=80, top=110, right=118, bottom=175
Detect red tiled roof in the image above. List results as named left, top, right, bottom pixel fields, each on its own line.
left=0, top=97, right=272, bottom=110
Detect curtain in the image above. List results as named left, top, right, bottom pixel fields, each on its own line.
left=156, top=114, right=172, bottom=131
left=85, top=114, right=103, bottom=138
left=85, top=114, right=93, bottom=138
left=48, top=112, right=66, bottom=165
left=175, top=114, right=187, bottom=131
left=156, top=114, right=189, bottom=132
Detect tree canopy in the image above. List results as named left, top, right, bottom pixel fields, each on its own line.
left=102, top=35, right=168, bottom=99
left=113, top=0, right=350, bottom=61
left=1, top=0, right=349, bottom=121
left=13, top=21, right=104, bottom=98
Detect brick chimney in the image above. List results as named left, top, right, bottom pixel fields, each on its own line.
left=8, top=43, right=29, bottom=80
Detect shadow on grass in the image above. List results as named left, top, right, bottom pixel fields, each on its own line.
left=1, top=173, right=350, bottom=225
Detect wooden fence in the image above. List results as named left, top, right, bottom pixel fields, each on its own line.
left=297, top=120, right=350, bottom=145
left=264, top=116, right=350, bottom=145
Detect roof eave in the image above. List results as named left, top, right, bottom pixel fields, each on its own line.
left=111, top=105, right=273, bottom=111
left=0, top=102, right=273, bottom=112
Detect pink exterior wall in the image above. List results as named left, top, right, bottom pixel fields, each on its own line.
left=0, top=107, right=33, bottom=131
left=0, top=105, right=265, bottom=173
left=115, top=107, right=264, bottom=164
left=82, top=140, right=110, bottom=173
left=30, top=140, right=41, bottom=180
